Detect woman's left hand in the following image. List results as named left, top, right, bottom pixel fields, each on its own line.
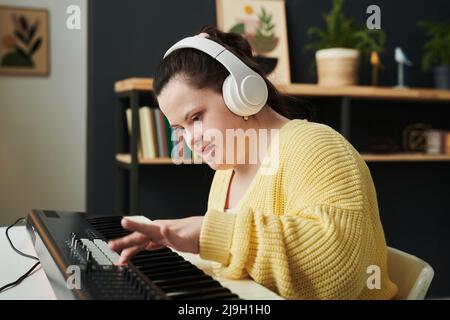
left=108, top=216, right=204, bottom=265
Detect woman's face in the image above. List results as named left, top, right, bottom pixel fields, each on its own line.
left=157, top=76, right=248, bottom=170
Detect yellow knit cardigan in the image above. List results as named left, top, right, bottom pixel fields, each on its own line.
left=199, top=119, right=398, bottom=299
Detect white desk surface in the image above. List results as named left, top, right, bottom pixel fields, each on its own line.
left=0, top=226, right=56, bottom=300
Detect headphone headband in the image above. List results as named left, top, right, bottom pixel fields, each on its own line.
left=162, top=35, right=268, bottom=117
left=164, top=36, right=256, bottom=87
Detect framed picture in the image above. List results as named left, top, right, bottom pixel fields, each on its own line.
left=216, top=0, right=291, bottom=84
left=0, top=6, right=49, bottom=76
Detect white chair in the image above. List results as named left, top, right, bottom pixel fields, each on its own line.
left=387, top=246, right=434, bottom=300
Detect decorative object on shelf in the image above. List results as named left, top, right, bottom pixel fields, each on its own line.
left=425, top=130, right=444, bottom=155
left=424, top=130, right=450, bottom=155
left=0, top=6, right=49, bottom=76
left=314, top=48, right=359, bottom=87
left=418, top=20, right=450, bottom=89
left=305, top=0, right=385, bottom=87
left=445, top=132, right=450, bottom=155
left=370, top=51, right=384, bottom=86
left=215, top=0, right=291, bottom=84
left=366, top=136, right=399, bottom=154
left=402, top=123, right=431, bottom=153
left=395, top=47, right=413, bottom=88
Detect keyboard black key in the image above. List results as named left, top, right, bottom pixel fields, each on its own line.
left=152, top=274, right=212, bottom=286
left=160, top=279, right=222, bottom=292
left=184, top=292, right=240, bottom=300
left=144, top=268, right=204, bottom=280
left=131, top=255, right=184, bottom=267
left=137, top=262, right=194, bottom=275
left=167, top=286, right=232, bottom=299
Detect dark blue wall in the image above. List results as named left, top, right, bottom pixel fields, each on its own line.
left=87, top=0, right=450, bottom=297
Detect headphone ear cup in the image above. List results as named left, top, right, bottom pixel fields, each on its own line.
left=222, top=75, right=245, bottom=116
left=223, top=74, right=268, bottom=117
left=241, top=75, right=268, bottom=112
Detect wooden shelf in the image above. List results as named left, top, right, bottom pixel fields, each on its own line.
left=278, top=84, right=450, bottom=101
left=115, top=78, right=154, bottom=93
left=114, top=77, right=450, bottom=101
left=361, top=153, right=450, bottom=162
left=117, top=153, right=450, bottom=165
left=116, top=153, right=202, bottom=165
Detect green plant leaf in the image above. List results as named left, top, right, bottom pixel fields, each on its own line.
left=19, top=15, right=28, bottom=32
left=30, top=37, right=42, bottom=55
left=229, top=23, right=245, bottom=34
left=28, top=24, right=37, bottom=42
left=256, top=6, right=276, bottom=40
left=15, top=45, right=28, bottom=57
left=15, top=30, right=29, bottom=45
left=305, top=0, right=385, bottom=58
left=418, top=20, right=450, bottom=71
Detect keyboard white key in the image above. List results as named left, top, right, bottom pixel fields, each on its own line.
left=73, top=238, right=121, bottom=265
left=93, top=239, right=120, bottom=264
left=125, top=215, right=153, bottom=225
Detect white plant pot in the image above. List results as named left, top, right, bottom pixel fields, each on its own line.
left=315, top=48, right=360, bottom=86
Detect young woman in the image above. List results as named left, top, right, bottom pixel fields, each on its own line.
left=108, top=26, right=398, bottom=300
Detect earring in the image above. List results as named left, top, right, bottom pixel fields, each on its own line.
left=243, top=116, right=249, bottom=121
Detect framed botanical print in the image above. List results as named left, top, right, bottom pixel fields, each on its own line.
left=216, top=0, right=291, bottom=84
left=0, top=6, right=49, bottom=76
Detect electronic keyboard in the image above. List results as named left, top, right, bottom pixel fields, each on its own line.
left=26, top=209, right=282, bottom=300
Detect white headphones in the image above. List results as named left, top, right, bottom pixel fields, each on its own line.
left=163, top=35, right=268, bottom=117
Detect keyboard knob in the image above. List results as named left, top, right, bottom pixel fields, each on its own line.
left=86, top=250, right=92, bottom=261
left=70, top=233, right=77, bottom=247
left=86, top=259, right=92, bottom=273
left=137, top=279, right=144, bottom=290
left=143, top=286, right=153, bottom=299
left=129, top=272, right=138, bottom=286
left=137, top=280, right=147, bottom=295
left=123, top=268, right=130, bottom=279
left=125, top=269, right=133, bottom=281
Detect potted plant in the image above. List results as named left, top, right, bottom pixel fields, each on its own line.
left=305, top=0, right=385, bottom=86
left=418, top=20, right=450, bottom=89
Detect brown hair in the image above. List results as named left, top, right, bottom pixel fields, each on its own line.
left=153, top=25, right=311, bottom=120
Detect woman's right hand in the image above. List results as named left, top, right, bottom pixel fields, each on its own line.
left=108, top=215, right=204, bottom=265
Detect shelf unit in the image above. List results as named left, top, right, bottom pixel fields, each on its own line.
left=116, top=153, right=203, bottom=165
left=114, top=77, right=450, bottom=213
left=115, top=77, right=450, bottom=100
left=116, top=152, right=450, bottom=165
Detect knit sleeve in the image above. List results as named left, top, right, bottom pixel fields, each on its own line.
left=199, top=123, right=376, bottom=299
left=201, top=205, right=370, bottom=299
